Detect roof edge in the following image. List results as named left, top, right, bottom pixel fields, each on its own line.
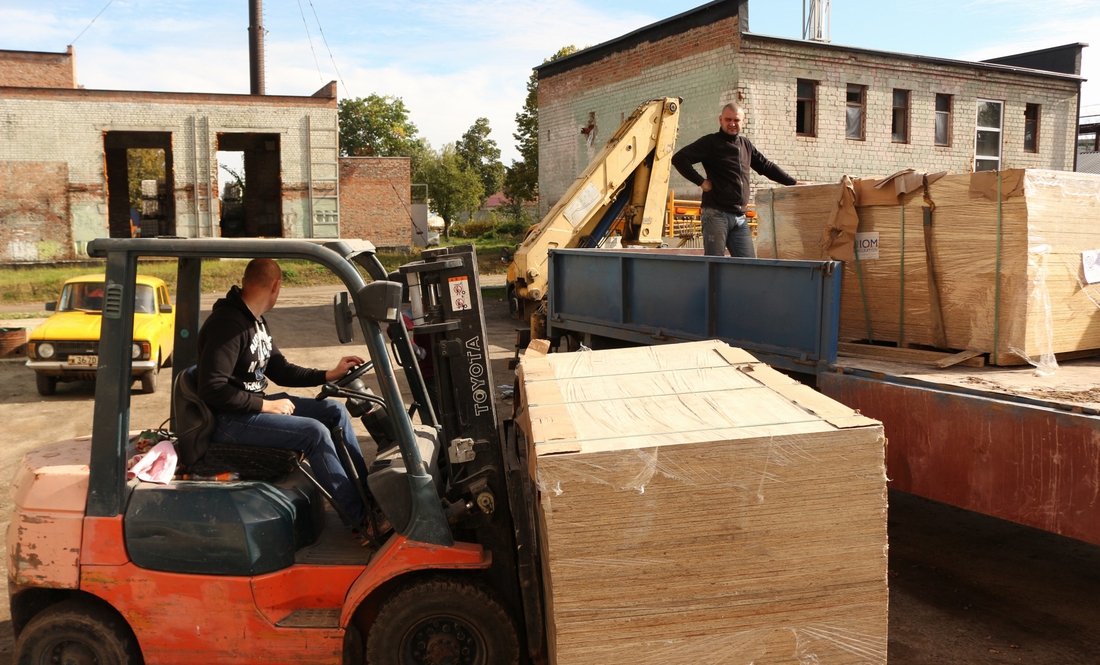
left=742, top=32, right=1085, bottom=82
left=0, top=85, right=339, bottom=106
left=535, top=0, right=745, bottom=79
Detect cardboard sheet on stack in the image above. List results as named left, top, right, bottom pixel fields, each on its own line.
left=754, top=169, right=1100, bottom=367
left=516, top=340, right=887, bottom=665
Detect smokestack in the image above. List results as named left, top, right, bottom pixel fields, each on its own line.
left=249, top=0, right=265, bottom=95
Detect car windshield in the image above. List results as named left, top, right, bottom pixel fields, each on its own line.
left=59, top=282, right=156, bottom=314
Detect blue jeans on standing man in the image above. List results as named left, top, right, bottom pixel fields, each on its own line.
left=701, top=207, right=756, bottom=258
left=212, top=393, right=369, bottom=526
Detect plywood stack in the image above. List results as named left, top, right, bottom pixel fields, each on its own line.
left=516, top=340, right=888, bottom=665
left=754, top=169, right=1100, bottom=366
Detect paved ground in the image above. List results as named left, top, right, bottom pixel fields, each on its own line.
left=1, top=282, right=1098, bottom=663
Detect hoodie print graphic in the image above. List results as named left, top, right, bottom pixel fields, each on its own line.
left=243, top=320, right=273, bottom=391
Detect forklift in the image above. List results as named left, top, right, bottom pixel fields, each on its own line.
left=7, top=238, right=545, bottom=665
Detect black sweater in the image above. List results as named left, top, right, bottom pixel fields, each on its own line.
left=197, top=286, right=326, bottom=413
left=671, top=131, right=796, bottom=214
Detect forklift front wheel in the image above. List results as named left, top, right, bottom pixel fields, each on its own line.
left=14, top=599, right=143, bottom=665
left=366, top=575, right=520, bottom=665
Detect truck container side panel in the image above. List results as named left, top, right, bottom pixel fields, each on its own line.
left=819, top=372, right=1100, bottom=547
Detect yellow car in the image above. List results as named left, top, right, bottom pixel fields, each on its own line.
left=26, top=274, right=175, bottom=396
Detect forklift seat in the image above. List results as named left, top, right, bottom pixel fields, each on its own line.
left=172, top=366, right=299, bottom=480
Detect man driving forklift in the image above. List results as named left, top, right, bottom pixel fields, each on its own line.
left=197, top=258, right=370, bottom=528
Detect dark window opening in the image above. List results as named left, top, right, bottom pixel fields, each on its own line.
left=217, top=133, right=282, bottom=237
left=892, top=89, right=910, bottom=143
left=104, top=131, right=175, bottom=239
left=797, top=79, right=817, bottom=137
left=935, top=94, right=952, bottom=147
left=1024, top=103, right=1040, bottom=153
left=846, top=84, right=865, bottom=140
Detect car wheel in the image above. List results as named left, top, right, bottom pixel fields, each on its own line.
left=14, top=599, right=143, bottom=665
left=35, top=373, right=57, bottom=397
left=365, top=575, right=520, bottom=665
left=140, top=354, right=160, bottom=394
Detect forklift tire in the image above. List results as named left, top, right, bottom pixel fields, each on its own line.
left=14, top=599, right=142, bottom=665
left=35, top=373, right=56, bottom=397
left=365, top=575, right=520, bottom=665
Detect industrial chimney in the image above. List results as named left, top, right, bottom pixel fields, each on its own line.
left=802, top=0, right=830, bottom=43
left=249, top=0, right=265, bottom=94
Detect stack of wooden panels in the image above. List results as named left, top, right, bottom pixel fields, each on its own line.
left=755, top=169, right=1100, bottom=366
left=516, top=340, right=887, bottom=665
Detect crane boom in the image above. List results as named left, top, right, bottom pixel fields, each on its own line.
left=508, top=97, right=682, bottom=319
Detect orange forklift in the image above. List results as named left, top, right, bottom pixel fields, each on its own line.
left=8, top=238, right=545, bottom=665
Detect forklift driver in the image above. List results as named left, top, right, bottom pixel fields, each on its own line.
left=196, top=258, right=370, bottom=528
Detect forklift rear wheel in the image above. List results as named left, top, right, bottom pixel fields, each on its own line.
left=14, top=599, right=142, bottom=665
left=35, top=373, right=56, bottom=397
left=365, top=576, right=520, bottom=665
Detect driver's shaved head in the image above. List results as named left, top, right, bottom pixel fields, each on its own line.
left=242, top=259, right=282, bottom=290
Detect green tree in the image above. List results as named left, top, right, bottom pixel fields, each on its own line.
left=503, top=45, right=577, bottom=207
left=127, top=149, right=166, bottom=211
left=420, top=144, right=484, bottom=237
left=456, top=117, right=505, bottom=202
left=338, top=94, right=419, bottom=157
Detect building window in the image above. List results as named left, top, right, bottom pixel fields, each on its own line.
left=935, top=94, right=952, bottom=146
left=975, top=99, right=1004, bottom=172
left=796, top=79, right=817, bottom=137
left=846, top=84, right=865, bottom=140
left=1024, top=103, right=1040, bottom=153
left=891, top=89, right=910, bottom=143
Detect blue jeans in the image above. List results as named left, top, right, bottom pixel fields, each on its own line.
left=701, top=207, right=756, bottom=258
left=212, top=394, right=368, bottom=526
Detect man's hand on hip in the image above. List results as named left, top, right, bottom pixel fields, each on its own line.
left=325, top=355, right=366, bottom=382
left=262, top=398, right=295, bottom=416
left=701, top=179, right=713, bottom=192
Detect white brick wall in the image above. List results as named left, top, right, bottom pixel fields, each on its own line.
left=538, top=31, right=1080, bottom=213
left=0, top=93, right=337, bottom=257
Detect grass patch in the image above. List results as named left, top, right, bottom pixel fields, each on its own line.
left=0, top=240, right=516, bottom=307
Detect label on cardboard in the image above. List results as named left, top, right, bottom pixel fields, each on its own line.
left=1083, top=249, right=1100, bottom=284
left=563, top=182, right=601, bottom=228
left=855, top=232, right=880, bottom=260
left=448, top=276, right=472, bottom=312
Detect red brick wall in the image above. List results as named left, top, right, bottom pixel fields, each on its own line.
left=0, top=48, right=76, bottom=88
left=339, top=157, right=411, bottom=249
left=0, top=162, right=73, bottom=261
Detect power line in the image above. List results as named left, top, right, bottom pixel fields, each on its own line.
left=70, top=0, right=115, bottom=45
left=295, top=0, right=325, bottom=84
left=307, top=0, right=348, bottom=97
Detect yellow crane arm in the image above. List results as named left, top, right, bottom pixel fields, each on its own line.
left=509, top=97, right=681, bottom=311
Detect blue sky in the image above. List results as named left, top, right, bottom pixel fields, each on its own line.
left=2, top=0, right=1096, bottom=163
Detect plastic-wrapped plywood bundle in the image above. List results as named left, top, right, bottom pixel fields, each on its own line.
left=755, top=169, right=1100, bottom=369
left=515, top=340, right=888, bottom=665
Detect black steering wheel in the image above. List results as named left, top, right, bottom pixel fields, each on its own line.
left=337, top=361, right=373, bottom=387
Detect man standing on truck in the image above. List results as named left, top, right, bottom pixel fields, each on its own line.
left=672, top=103, right=799, bottom=258
left=197, top=258, right=370, bottom=527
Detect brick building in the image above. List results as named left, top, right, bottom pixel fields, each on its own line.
left=339, top=157, right=412, bottom=250
left=535, top=0, right=1085, bottom=214
left=0, top=48, right=413, bottom=262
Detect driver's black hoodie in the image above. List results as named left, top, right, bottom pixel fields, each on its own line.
left=197, top=285, right=326, bottom=414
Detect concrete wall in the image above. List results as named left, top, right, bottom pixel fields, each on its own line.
left=536, top=8, right=1081, bottom=214
left=339, top=157, right=411, bottom=250
left=0, top=48, right=76, bottom=88
left=0, top=87, right=337, bottom=261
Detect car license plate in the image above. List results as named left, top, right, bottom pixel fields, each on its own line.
left=68, top=355, right=98, bottom=367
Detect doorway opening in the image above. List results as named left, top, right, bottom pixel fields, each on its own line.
left=216, top=133, right=282, bottom=237
left=104, top=132, right=175, bottom=238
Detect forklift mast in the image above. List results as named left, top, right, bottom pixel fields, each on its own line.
left=398, top=245, right=545, bottom=659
